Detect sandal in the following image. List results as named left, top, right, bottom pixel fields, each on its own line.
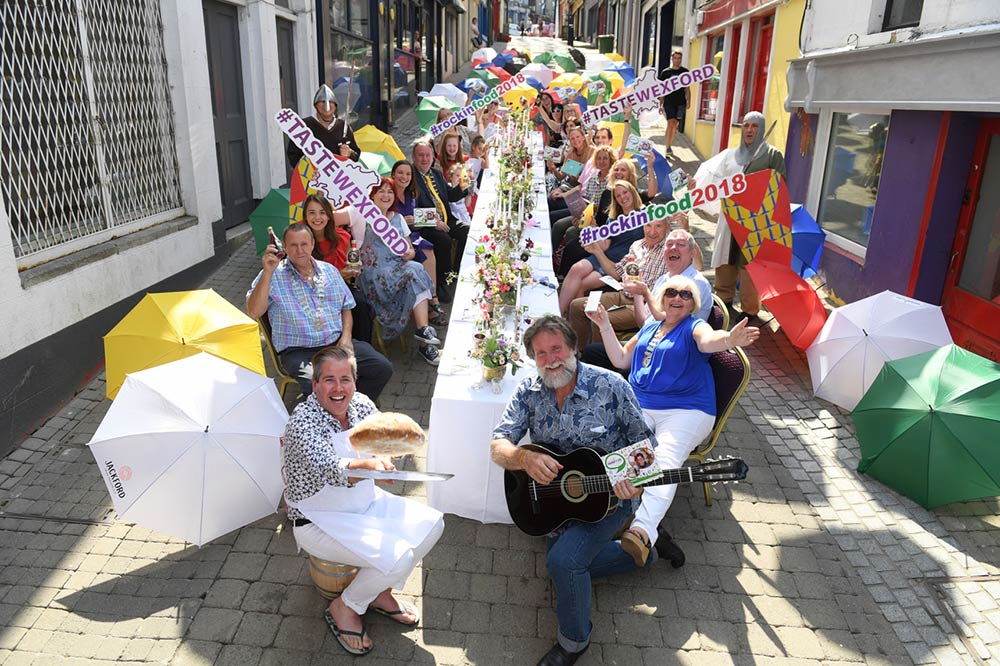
left=621, top=528, right=651, bottom=568
left=429, top=312, right=448, bottom=327
left=370, top=600, right=420, bottom=627
left=324, top=609, right=373, bottom=656
left=429, top=300, right=445, bottom=314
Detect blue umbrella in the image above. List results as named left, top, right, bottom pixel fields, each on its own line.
left=492, top=53, right=514, bottom=66
left=603, top=62, right=636, bottom=86
left=474, top=61, right=492, bottom=70
left=457, top=78, right=489, bottom=95
left=790, top=204, right=826, bottom=278
left=574, top=94, right=588, bottom=112
left=635, top=148, right=673, bottom=199
left=524, top=76, right=545, bottom=92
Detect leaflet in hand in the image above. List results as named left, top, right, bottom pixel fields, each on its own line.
left=413, top=208, right=438, bottom=228
left=543, top=146, right=564, bottom=163
left=668, top=168, right=689, bottom=191
left=625, top=135, right=653, bottom=156
left=587, top=80, right=606, bottom=94
left=561, top=159, right=584, bottom=179
left=603, top=439, right=662, bottom=487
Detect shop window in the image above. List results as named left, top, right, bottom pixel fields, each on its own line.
left=698, top=32, right=724, bottom=121
left=882, top=0, right=922, bottom=31
left=739, top=14, right=773, bottom=117
left=817, top=112, right=891, bottom=250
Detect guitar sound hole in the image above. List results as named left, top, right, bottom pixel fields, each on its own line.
left=561, top=470, right=587, bottom=504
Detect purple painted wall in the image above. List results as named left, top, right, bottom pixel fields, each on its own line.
left=784, top=110, right=816, bottom=205
left=818, top=110, right=941, bottom=303
left=913, top=113, right=982, bottom=304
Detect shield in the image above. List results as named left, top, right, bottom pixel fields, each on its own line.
left=855, top=345, right=1000, bottom=509
left=427, top=82, right=467, bottom=108
left=359, top=151, right=396, bottom=176
left=744, top=243, right=827, bottom=349
left=249, top=188, right=292, bottom=256
left=721, top=169, right=793, bottom=265
left=354, top=125, right=405, bottom=162
left=521, top=63, right=554, bottom=86
left=104, top=290, right=266, bottom=399
left=415, top=95, right=461, bottom=132
left=90, top=353, right=287, bottom=546
left=790, top=204, right=826, bottom=278
left=807, top=291, right=953, bottom=411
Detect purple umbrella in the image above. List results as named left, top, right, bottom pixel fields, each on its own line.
left=790, top=204, right=826, bottom=278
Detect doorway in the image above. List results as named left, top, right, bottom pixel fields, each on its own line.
left=942, top=118, right=1000, bottom=360
left=203, top=0, right=254, bottom=229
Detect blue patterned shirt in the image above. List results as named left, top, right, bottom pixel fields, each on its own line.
left=492, top=363, right=653, bottom=455
left=248, top=258, right=356, bottom=352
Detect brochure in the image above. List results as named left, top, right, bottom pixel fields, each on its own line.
left=603, top=439, right=662, bottom=487
left=625, top=135, right=653, bottom=156
left=413, top=208, right=438, bottom=228
left=587, top=80, right=606, bottom=94
left=561, top=159, right=584, bottom=179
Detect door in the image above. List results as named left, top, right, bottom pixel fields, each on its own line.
left=942, top=119, right=1000, bottom=361
left=717, top=24, right=741, bottom=153
left=204, top=0, right=254, bottom=230
left=749, top=22, right=773, bottom=114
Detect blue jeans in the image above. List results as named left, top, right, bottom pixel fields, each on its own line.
left=545, top=500, right=638, bottom=653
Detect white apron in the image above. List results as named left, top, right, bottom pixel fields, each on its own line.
left=287, top=430, right=442, bottom=575
left=693, top=149, right=741, bottom=269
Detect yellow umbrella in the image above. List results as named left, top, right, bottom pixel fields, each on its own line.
left=502, top=82, right=539, bottom=108
left=353, top=125, right=405, bottom=162
left=550, top=73, right=587, bottom=93
left=606, top=52, right=627, bottom=62
left=600, top=71, right=626, bottom=94
left=104, top=290, right=266, bottom=399
left=597, top=120, right=627, bottom=151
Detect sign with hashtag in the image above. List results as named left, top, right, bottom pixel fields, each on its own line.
left=274, top=108, right=408, bottom=256
left=430, top=72, right=527, bottom=136
left=580, top=64, right=715, bottom=126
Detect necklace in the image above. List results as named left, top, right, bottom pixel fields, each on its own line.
left=288, top=261, right=327, bottom=331
left=641, top=322, right=672, bottom=368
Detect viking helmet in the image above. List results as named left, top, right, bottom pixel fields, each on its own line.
left=313, top=84, right=337, bottom=113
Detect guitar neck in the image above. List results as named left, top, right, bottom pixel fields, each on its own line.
left=587, top=467, right=698, bottom=493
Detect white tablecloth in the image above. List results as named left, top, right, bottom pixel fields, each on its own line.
left=426, top=133, right=557, bottom=523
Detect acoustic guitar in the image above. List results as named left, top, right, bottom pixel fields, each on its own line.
left=504, top=443, right=749, bottom=536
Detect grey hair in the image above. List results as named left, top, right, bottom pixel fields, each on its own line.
left=523, top=315, right=578, bottom=360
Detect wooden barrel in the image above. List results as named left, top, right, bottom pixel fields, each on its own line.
left=308, top=556, right=359, bottom=599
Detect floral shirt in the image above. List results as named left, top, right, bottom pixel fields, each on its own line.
left=281, top=392, right=378, bottom=521
left=492, top=363, right=653, bottom=455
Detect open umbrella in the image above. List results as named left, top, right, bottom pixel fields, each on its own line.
left=521, top=63, right=554, bottom=87
left=604, top=61, right=636, bottom=86
left=90, top=353, right=288, bottom=545
left=790, top=204, right=826, bottom=278
left=745, top=242, right=827, bottom=349
left=104, top=290, right=266, bottom=399
left=469, top=68, right=501, bottom=88
left=635, top=148, right=673, bottom=198
left=550, top=72, right=587, bottom=93
left=552, top=54, right=578, bottom=72
left=354, top=125, right=405, bottom=162
left=523, top=76, right=545, bottom=92
left=458, top=78, right=489, bottom=95
left=721, top=169, right=793, bottom=265
left=501, top=82, right=539, bottom=108
left=492, top=53, right=514, bottom=66
left=807, top=291, right=953, bottom=411
left=249, top=188, right=292, bottom=256
left=427, top=83, right=467, bottom=108
left=532, top=52, right=557, bottom=66
left=606, top=52, right=627, bottom=62
left=855, top=345, right=1000, bottom=509
left=415, top=95, right=460, bottom=132
left=485, top=65, right=512, bottom=82
left=503, top=61, right=525, bottom=76
left=359, top=151, right=396, bottom=176
left=472, top=47, right=498, bottom=62
left=585, top=53, right=613, bottom=71
left=568, top=48, right=586, bottom=68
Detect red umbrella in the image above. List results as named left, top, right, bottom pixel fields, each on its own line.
left=722, top=169, right=792, bottom=265
left=471, top=58, right=488, bottom=68
left=486, top=65, right=513, bottom=82
left=745, top=242, right=827, bottom=349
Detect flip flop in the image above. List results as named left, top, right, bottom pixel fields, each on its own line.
left=369, top=600, right=420, bottom=627
left=324, top=609, right=373, bottom=656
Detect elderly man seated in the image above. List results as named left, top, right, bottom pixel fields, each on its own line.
left=247, top=223, right=393, bottom=399
left=580, top=229, right=712, bottom=373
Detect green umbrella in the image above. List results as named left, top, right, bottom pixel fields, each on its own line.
left=415, top=95, right=461, bottom=133
left=248, top=188, right=291, bottom=256
left=359, top=151, right=396, bottom=176
left=532, top=52, right=556, bottom=66
left=468, top=68, right=501, bottom=89
left=855, top=344, right=1000, bottom=509
left=552, top=54, right=578, bottom=72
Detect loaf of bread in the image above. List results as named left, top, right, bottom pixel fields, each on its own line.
left=349, top=412, right=426, bottom=455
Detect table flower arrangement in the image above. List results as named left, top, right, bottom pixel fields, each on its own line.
left=471, top=332, right=522, bottom=381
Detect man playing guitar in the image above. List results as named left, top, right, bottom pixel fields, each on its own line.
left=490, top=315, right=655, bottom=666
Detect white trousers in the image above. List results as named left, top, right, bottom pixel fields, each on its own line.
left=293, top=517, right=444, bottom=615
left=633, top=408, right=715, bottom=545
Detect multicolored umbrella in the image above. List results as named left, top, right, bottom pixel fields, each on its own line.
left=501, top=82, right=539, bottom=108
left=427, top=82, right=467, bottom=108
left=354, top=125, right=405, bottom=162
left=472, top=47, right=498, bottom=62
left=721, top=170, right=793, bottom=265
left=745, top=243, right=827, bottom=349
left=790, top=204, right=826, bottom=278
left=599, top=70, right=626, bottom=95
left=359, top=151, right=396, bottom=176
left=415, top=95, right=461, bottom=132
left=606, top=52, right=627, bottom=62
left=855, top=345, right=1000, bottom=509
left=635, top=148, right=673, bottom=198
left=604, top=61, right=636, bottom=85
left=485, top=65, right=513, bottom=82
left=550, top=72, right=587, bottom=93
left=469, top=68, right=501, bottom=88
left=523, top=76, right=545, bottom=92
left=521, top=63, right=555, bottom=86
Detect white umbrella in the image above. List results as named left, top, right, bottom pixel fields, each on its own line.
left=89, top=353, right=288, bottom=546
left=806, top=291, right=953, bottom=411
left=427, top=83, right=467, bottom=108
left=521, top=63, right=555, bottom=87
left=584, top=54, right=613, bottom=72
left=472, top=47, right=498, bottom=62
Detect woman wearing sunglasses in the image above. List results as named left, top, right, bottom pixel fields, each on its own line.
left=585, top=274, right=759, bottom=567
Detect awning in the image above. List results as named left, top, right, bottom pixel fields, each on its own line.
left=786, top=28, right=1000, bottom=113
left=452, top=0, right=466, bottom=12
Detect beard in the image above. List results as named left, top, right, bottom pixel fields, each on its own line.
left=539, top=354, right=578, bottom=389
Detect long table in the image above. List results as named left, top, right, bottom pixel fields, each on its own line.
left=426, top=133, right=556, bottom=523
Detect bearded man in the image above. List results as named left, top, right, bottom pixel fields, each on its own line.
left=490, top=315, right=655, bottom=666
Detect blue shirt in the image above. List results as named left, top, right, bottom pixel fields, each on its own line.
left=492, top=363, right=653, bottom=455
left=629, top=316, right=715, bottom=415
left=248, top=258, right=356, bottom=352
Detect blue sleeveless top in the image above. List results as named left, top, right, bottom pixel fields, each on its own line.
left=629, top=316, right=715, bottom=415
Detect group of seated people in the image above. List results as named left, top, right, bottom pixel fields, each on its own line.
left=266, top=82, right=765, bottom=666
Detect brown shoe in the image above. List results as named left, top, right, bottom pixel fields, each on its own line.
left=620, top=528, right=650, bottom=567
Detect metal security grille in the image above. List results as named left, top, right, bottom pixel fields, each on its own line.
left=0, top=0, right=183, bottom=264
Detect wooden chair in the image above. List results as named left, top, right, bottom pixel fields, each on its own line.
left=687, top=345, right=751, bottom=506
left=372, top=319, right=408, bottom=357
left=256, top=313, right=300, bottom=402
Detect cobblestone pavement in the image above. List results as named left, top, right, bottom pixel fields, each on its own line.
left=2, top=36, right=999, bottom=666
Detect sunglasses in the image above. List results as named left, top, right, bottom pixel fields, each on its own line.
left=663, top=288, right=693, bottom=300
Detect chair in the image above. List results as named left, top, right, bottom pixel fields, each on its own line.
left=256, top=313, right=300, bottom=401
left=372, top=319, right=408, bottom=356
left=709, top=293, right=730, bottom=331
left=687, top=345, right=751, bottom=506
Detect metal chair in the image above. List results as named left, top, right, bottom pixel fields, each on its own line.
left=687, top=346, right=751, bottom=506
left=256, top=313, right=300, bottom=402
left=371, top=319, right=408, bottom=357
left=709, top=293, right=730, bottom=331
